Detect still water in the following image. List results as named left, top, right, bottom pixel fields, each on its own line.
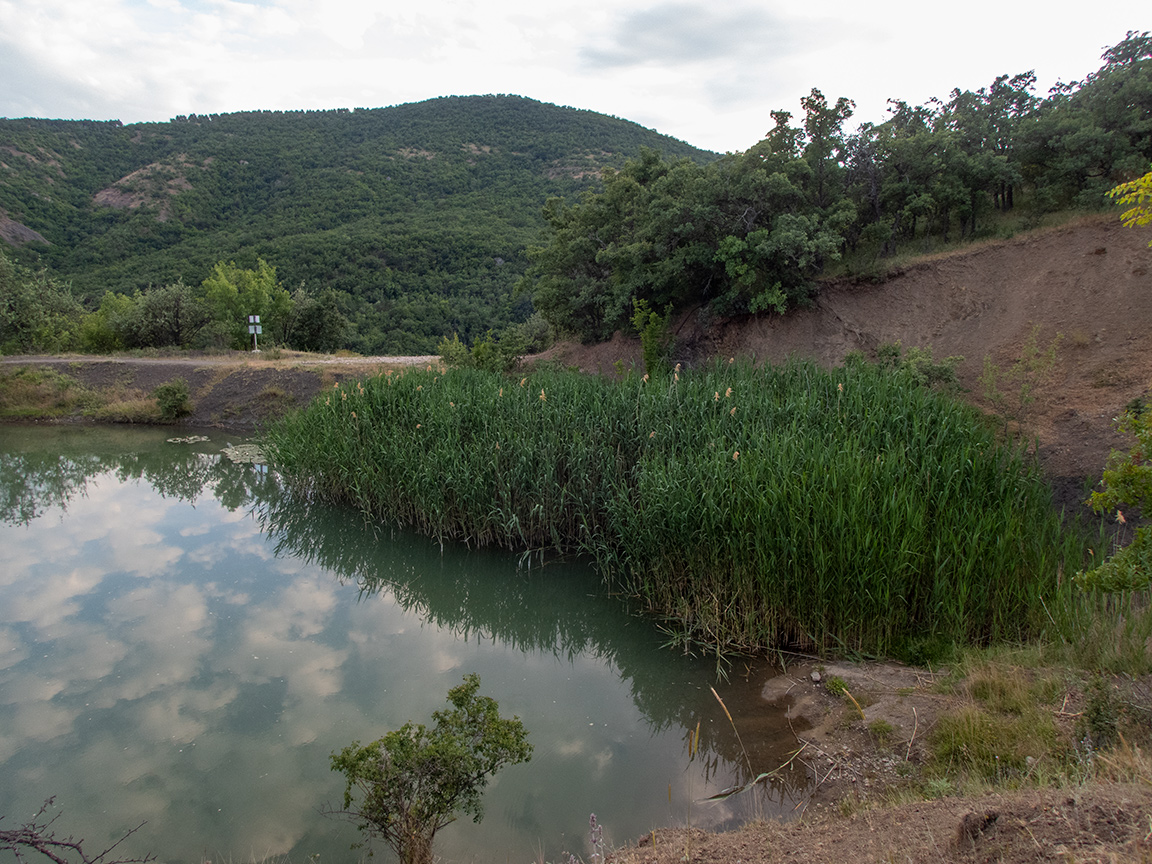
left=0, top=425, right=808, bottom=863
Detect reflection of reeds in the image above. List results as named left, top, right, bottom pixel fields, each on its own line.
left=265, top=359, right=1087, bottom=655
left=702, top=686, right=811, bottom=807
left=711, top=687, right=752, bottom=776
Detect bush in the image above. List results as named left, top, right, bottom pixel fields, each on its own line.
left=1076, top=406, right=1152, bottom=592
left=330, top=674, right=531, bottom=864
left=153, top=379, right=192, bottom=421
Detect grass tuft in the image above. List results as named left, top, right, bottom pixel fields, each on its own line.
left=265, top=358, right=1093, bottom=656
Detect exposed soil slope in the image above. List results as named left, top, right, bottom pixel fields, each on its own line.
left=544, top=216, right=1152, bottom=494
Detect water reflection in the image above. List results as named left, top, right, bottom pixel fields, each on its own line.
left=0, top=425, right=809, bottom=864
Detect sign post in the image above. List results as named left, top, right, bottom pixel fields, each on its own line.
left=248, top=315, right=262, bottom=352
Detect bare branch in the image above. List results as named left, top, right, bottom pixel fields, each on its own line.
left=0, top=799, right=155, bottom=864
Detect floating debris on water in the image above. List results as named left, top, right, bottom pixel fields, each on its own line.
left=167, top=435, right=210, bottom=444
left=223, top=444, right=265, bottom=464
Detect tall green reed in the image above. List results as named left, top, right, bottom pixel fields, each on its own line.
left=264, top=359, right=1087, bottom=655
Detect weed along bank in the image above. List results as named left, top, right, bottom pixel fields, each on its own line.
left=266, top=358, right=1083, bottom=657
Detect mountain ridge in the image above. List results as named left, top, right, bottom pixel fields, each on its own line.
left=0, top=95, right=717, bottom=352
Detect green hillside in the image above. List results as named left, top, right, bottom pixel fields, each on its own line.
left=0, top=96, right=716, bottom=353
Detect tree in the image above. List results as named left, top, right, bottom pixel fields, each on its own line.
left=1075, top=403, right=1152, bottom=592
left=799, top=88, right=855, bottom=209
left=134, top=281, right=210, bottom=348
left=1108, top=165, right=1152, bottom=242
left=199, top=259, right=293, bottom=349
left=0, top=253, right=82, bottom=355
left=329, top=674, right=532, bottom=864
left=286, top=288, right=347, bottom=352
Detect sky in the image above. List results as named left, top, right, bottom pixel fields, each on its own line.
left=0, top=0, right=1146, bottom=153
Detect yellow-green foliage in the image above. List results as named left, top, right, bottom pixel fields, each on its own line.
left=1076, top=406, right=1152, bottom=592
left=1108, top=166, right=1152, bottom=239
left=266, top=360, right=1085, bottom=654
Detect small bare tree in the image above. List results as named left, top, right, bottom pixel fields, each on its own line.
left=0, top=798, right=154, bottom=864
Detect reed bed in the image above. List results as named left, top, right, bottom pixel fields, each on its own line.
left=264, top=359, right=1084, bottom=655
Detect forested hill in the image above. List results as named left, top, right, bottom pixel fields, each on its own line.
left=0, top=96, right=716, bottom=353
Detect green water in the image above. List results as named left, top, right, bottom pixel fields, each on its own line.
left=0, top=425, right=808, bottom=863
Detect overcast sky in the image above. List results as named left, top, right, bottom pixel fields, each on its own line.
left=0, top=0, right=1145, bottom=153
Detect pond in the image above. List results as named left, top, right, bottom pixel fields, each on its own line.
left=0, top=425, right=810, bottom=863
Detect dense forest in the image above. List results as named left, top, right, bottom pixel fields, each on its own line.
left=0, top=32, right=1150, bottom=355
left=522, top=32, right=1152, bottom=343
left=0, top=96, right=712, bottom=353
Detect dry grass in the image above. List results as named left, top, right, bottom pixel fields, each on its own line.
left=0, top=367, right=98, bottom=418
left=89, top=393, right=161, bottom=423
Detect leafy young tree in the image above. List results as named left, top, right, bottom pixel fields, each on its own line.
left=631, top=298, right=672, bottom=376
left=0, top=252, right=82, bottom=354
left=1108, top=164, right=1152, bottom=241
left=329, top=674, right=531, bottom=864
left=79, top=291, right=136, bottom=352
left=200, top=259, right=292, bottom=349
left=1075, top=405, right=1152, bottom=592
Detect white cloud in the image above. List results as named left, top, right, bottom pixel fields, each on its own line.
left=0, top=0, right=1144, bottom=150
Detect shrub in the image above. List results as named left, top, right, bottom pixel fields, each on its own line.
left=330, top=674, right=531, bottom=864
left=1076, top=406, right=1152, bottom=592
left=631, top=298, right=672, bottom=377
left=153, top=379, right=192, bottom=421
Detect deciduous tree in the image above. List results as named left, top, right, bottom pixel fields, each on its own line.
left=329, top=674, right=531, bottom=864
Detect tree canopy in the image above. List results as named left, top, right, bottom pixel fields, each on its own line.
left=1, top=34, right=1149, bottom=353
left=0, top=96, right=713, bottom=354
left=329, top=674, right=531, bottom=864
left=522, top=32, right=1152, bottom=343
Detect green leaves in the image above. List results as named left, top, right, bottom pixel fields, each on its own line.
left=1108, top=165, right=1152, bottom=238
left=329, top=674, right=531, bottom=864
left=524, top=144, right=848, bottom=340
left=201, top=259, right=290, bottom=349
left=1077, top=405, right=1152, bottom=593
left=0, top=252, right=83, bottom=355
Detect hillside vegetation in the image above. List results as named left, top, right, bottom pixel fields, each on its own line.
left=0, top=96, right=713, bottom=353
left=2, top=34, right=1150, bottom=359
left=520, top=32, right=1152, bottom=342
